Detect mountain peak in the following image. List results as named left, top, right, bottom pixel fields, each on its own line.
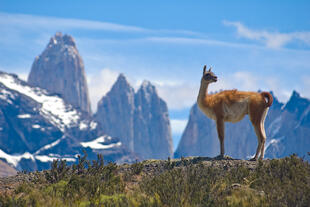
left=286, top=90, right=303, bottom=106
left=141, top=80, right=152, bottom=88
left=283, top=90, right=310, bottom=118
left=28, top=33, right=91, bottom=114
left=116, top=73, right=128, bottom=83
left=291, top=90, right=300, bottom=99
left=139, top=80, right=156, bottom=94
left=110, top=74, right=133, bottom=93
left=48, top=32, right=76, bottom=48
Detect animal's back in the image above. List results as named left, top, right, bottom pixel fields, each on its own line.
left=201, top=90, right=260, bottom=123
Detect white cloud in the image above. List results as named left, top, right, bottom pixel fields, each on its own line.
left=223, top=20, right=310, bottom=49
left=0, top=12, right=204, bottom=38
left=170, top=119, right=188, bottom=135
left=0, top=12, right=148, bottom=33
left=154, top=81, right=199, bottom=110
left=205, top=71, right=259, bottom=93
left=87, top=68, right=119, bottom=112
left=145, top=36, right=254, bottom=49
left=17, top=73, right=28, bottom=81
left=300, top=76, right=310, bottom=100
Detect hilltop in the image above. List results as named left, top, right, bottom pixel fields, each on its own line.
left=1, top=155, right=309, bottom=206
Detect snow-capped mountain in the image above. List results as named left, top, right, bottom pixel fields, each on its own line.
left=175, top=91, right=310, bottom=161
left=0, top=71, right=137, bottom=171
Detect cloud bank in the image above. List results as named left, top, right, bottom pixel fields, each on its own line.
left=223, top=20, right=310, bottom=49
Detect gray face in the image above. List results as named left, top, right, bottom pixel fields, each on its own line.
left=203, top=71, right=218, bottom=82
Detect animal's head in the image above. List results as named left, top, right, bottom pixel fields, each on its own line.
left=202, top=65, right=217, bottom=83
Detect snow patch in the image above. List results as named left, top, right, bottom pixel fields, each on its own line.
left=0, top=149, right=35, bottom=167
left=35, top=136, right=64, bottom=155
left=0, top=88, right=14, bottom=104
left=265, top=137, right=284, bottom=150
left=35, top=155, right=75, bottom=163
left=32, top=124, right=41, bottom=129
left=18, top=114, right=31, bottom=119
left=90, top=121, right=98, bottom=130
left=0, top=148, right=76, bottom=167
left=79, top=121, right=88, bottom=130
left=268, top=116, right=282, bottom=137
left=80, top=136, right=122, bottom=150
left=0, top=73, right=81, bottom=131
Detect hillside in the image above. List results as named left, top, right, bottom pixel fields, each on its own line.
left=0, top=160, right=17, bottom=178
left=1, top=155, right=309, bottom=207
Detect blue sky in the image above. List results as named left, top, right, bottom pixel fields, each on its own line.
left=1, top=0, right=310, bottom=150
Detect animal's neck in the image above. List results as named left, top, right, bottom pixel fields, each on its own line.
left=197, top=79, right=209, bottom=105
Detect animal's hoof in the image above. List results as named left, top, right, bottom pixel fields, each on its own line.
left=214, top=155, right=233, bottom=160
left=224, top=155, right=233, bottom=160
left=249, top=157, right=257, bottom=161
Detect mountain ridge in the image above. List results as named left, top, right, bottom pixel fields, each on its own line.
left=0, top=71, right=137, bottom=171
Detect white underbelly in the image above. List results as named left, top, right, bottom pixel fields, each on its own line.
left=223, top=101, right=248, bottom=123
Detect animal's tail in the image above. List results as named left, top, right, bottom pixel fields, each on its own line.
left=261, top=92, right=273, bottom=107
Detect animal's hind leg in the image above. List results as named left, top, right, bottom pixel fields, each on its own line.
left=259, top=122, right=266, bottom=160
left=249, top=105, right=266, bottom=161
left=252, top=123, right=266, bottom=160
left=259, top=108, right=268, bottom=160
left=216, top=118, right=225, bottom=158
left=250, top=124, right=262, bottom=160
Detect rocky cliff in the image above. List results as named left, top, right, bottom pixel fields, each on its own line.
left=133, top=81, right=172, bottom=159
left=95, top=75, right=173, bottom=160
left=94, top=74, right=135, bottom=151
left=28, top=32, right=91, bottom=114
left=175, top=91, right=310, bottom=161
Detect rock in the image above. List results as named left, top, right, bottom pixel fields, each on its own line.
left=95, top=74, right=135, bottom=151
left=28, top=32, right=91, bottom=114
left=134, top=81, right=173, bottom=159
left=0, top=160, right=17, bottom=177
left=95, top=75, right=173, bottom=160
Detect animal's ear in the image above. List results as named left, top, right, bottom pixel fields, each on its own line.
left=203, top=65, right=207, bottom=74
left=208, top=66, right=212, bottom=72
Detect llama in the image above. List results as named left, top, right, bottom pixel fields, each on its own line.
left=197, top=65, right=273, bottom=160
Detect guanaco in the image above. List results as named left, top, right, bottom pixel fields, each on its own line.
left=197, top=65, right=273, bottom=160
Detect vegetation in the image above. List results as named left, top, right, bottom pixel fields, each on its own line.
left=0, top=154, right=310, bottom=207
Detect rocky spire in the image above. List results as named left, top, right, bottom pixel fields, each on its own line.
left=94, top=76, right=173, bottom=159
left=28, top=32, right=92, bottom=114
left=95, top=74, right=135, bottom=151
left=134, top=81, right=173, bottom=159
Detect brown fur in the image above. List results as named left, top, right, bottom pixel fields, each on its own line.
left=197, top=65, right=273, bottom=160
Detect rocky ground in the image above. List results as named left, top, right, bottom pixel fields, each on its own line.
left=0, top=156, right=256, bottom=194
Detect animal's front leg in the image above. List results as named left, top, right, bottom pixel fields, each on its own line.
left=216, top=118, right=225, bottom=157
